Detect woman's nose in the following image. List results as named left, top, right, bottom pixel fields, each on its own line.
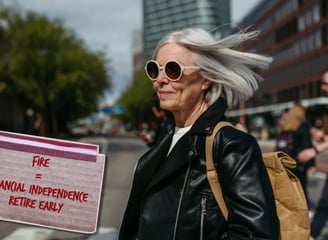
left=156, top=70, right=168, bottom=84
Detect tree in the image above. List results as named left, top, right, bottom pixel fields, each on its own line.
left=0, top=3, right=110, bottom=136
left=117, top=69, right=154, bottom=130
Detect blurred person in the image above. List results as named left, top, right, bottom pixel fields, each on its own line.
left=141, top=93, right=175, bottom=147
left=299, top=69, right=328, bottom=240
left=260, top=123, right=269, bottom=139
left=119, top=27, right=279, bottom=240
left=275, top=102, right=315, bottom=201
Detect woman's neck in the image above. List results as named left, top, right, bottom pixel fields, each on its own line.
left=173, top=101, right=208, bottom=128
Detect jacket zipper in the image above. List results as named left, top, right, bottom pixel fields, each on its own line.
left=200, top=196, right=207, bottom=240
left=172, top=161, right=192, bottom=240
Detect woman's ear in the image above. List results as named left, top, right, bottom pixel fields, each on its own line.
left=201, top=79, right=212, bottom=90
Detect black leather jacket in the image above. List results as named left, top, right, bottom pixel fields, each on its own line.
left=119, top=98, right=280, bottom=240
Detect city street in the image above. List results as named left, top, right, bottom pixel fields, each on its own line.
left=1, top=134, right=328, bottom=239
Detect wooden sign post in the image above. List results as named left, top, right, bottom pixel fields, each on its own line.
left=0, top=131, right=106, bottom=234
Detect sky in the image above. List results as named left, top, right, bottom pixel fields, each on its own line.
left=10, top=0, right=261, bottom=105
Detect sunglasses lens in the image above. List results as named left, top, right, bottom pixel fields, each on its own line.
left=165, top=61, right=181, bottom=80
left=146, top=61, right=159, bottom=79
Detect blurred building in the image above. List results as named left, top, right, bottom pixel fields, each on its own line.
left=131, top=29, right=144, bottom=73
left=228, top=0, right=328, bottom=131
left=142, top=0, right=230, bottom=60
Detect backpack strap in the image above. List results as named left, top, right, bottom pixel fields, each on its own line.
left=205, top=121, right=233, bottom=220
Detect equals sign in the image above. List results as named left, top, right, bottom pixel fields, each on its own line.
left=35, top=174, right=42, bottom=179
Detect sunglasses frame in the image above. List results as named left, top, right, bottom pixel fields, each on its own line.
left=145, top=60, right=200, bottom=81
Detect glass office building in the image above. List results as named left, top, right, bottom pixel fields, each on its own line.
left=143, top=0, right=230, bottom=60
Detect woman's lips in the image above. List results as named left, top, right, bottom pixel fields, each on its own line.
left=158, top=91, right=173, bottom=96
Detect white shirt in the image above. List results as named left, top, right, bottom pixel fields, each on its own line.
left=168, top=126, right=192, bottom=155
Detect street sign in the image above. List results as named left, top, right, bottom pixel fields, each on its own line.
left=101, top=104, right=124, bottom=114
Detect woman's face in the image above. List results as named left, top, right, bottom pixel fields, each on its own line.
left=152, top=43, right=210, bottom=114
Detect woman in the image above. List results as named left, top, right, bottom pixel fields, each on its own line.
left=275, top=103, right=315, bottom=200
left=119, top=28, right=279, bottom=240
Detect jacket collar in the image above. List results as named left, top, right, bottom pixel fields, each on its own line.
left=145, top=132, right=196, bottom=193
left=144, top=98, right=228, bottom=193
left=191, top=97, right=228, bottom=135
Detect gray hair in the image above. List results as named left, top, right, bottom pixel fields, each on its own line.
left=152, top=28, right=273, bottom=107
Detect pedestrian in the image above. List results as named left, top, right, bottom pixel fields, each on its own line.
left=275, top=102, right=315, bottom=201
left=118, top=27, right=279, bottom=240
left=140, top=93, right=175, bottom=147
left=299, top=68, right=328, bottom=240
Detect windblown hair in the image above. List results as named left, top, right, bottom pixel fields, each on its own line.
left=152, top=28, right=273, bottom=107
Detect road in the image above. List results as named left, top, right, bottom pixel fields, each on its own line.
left=1, top=135, right=328, bottom=239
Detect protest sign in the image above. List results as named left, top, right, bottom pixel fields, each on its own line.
left=0, top=131, right=105, bottom=234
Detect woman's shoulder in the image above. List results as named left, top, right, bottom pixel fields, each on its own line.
left=217, top=124, right=258, bottom=147
left=213, top=124, right=263, bottom=170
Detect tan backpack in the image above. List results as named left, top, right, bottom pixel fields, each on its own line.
left=205, top=121, right=310, bottom=240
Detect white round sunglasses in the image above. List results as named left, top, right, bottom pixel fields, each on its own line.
left=145, top=60, right=200, bottom=81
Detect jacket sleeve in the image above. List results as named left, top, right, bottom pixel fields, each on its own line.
left=214, top=127, right=280, bottom=240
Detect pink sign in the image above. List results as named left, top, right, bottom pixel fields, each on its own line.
left=0, top=131, right=106, bottom=233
